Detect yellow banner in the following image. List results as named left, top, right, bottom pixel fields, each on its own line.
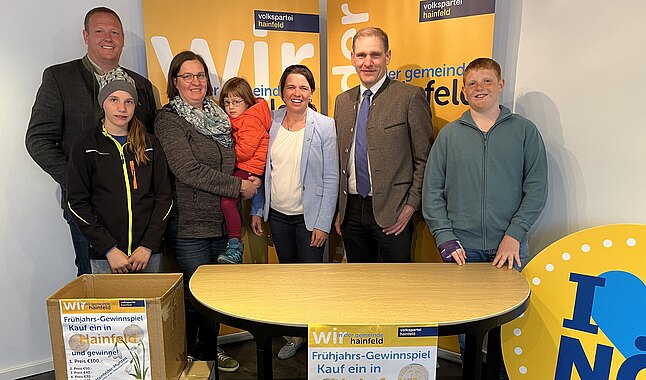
left=142, top=0, right=321, bottom=110
left=327, top=0, right=495, bottom=128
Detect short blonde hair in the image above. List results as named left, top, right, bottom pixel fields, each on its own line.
left=352, top=27, right=389, bottom=52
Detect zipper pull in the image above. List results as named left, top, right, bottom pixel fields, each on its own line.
left=129, top=160, right=138, bottom=190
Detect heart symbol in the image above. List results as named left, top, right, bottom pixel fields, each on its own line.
left=591, top=270, right=646, bottom=358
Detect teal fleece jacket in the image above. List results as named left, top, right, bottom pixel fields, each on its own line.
left=422, top=105, right=547, bottom=250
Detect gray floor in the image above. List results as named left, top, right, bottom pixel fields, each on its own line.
left=21, top=338, right=462, bottom=379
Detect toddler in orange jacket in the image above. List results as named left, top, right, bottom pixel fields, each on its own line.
left=218, top=77, right=271, bottom=263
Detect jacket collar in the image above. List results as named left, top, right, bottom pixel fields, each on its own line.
left=459, top=104, right=513, bottom=129
left=353, top=77, right=391, bottom=102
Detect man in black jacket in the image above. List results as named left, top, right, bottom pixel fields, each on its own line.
left=26, top=7, right=157, bottom=276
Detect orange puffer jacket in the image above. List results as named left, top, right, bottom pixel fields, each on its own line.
left=231, top=98, right=272, bottom=176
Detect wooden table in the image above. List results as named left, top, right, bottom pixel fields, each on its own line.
left=190, top=263, right=530, bottom=380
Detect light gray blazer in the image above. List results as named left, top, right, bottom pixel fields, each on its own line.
left=250, top=107, right=339, bottom=233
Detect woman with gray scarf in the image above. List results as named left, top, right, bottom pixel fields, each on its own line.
left=155, top=51, right=260, bottom=371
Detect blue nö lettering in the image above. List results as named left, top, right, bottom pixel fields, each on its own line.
left=554, top=336, right=613, bottom=379
left=563, top=272, right=606, bottom=334
left=617, top=336, right=646, bottom=379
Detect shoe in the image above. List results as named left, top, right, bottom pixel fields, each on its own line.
left=277, top=340, right=304, bottom=360
left=217, top=238, right=243, bottom=264
left=217, top=347, right=240, bottom=372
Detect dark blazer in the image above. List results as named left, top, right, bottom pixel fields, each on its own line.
left=334, top=78, right=433, bottom=227
left=26, top=58, right=157, bottom=193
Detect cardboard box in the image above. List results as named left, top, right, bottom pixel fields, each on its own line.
left=47, top=273, right=186, bottom=380
left=178, top=361, right=215, bottom=380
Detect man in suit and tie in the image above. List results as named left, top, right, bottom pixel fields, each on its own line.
left=334, top=27, right=433, bottom=262
left=26, top=7, right=157, bottom=275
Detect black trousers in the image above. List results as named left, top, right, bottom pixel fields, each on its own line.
left=341, top=194, right=413, bottom=262
left=268, top=209, right=324, bottom=263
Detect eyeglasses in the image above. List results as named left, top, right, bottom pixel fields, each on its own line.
left=176, top=72, right=207, bottom=83
left=223, top=99, right=245, bottom=108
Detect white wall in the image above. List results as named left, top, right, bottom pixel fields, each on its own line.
left=494, top=0, right=646, bottom=254
left=2, top=0, right=645, bottom=377
left=0, top=2, right=146, bottom=379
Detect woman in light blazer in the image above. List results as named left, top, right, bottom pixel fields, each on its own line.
left=250, top=64, right=338, bottom=358
left=250, top=64, right=338, bottom=262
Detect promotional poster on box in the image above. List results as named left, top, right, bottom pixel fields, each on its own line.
left=59, top=299, right=150, bottom=380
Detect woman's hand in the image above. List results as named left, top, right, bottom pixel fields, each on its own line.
left=240, top=176, right=262, bottom=200
left=105, top=247, right=131, bottom=274
left=250, top=215, right=264, bottom=236
left=129, top=246, right=152, bottom=272
left=310, top=228, right=328, bottom=247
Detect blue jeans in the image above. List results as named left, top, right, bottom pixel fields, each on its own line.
left=463, top=240, right=529, bottom=271
left=268, top=209, right=324, bottom=263
left=458, top=240, right=529, bottom=380
left=63, top=209, right=91, bottom=276
left=170, top=237, right=228, bottom=359
left=90, top=253, right=161, bottom=273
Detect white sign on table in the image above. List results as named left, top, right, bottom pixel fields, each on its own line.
left=308, top=324, right=438, bottom=380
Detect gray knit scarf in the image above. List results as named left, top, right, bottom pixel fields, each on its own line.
left=170, top=95, right=233, bottom=148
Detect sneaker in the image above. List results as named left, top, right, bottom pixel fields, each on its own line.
left=217, top=347, right=240, bottom=372
left=217, top=238, right=243, bottom=264
left=277, top=340, right=304, bottom=360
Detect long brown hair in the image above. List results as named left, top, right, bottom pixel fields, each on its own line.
left=126, top=116, right=150, bottom=165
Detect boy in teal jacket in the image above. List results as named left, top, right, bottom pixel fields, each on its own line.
left=423, top=57, right=547, bottom=269
left=422, top=57, right=547, bottom=379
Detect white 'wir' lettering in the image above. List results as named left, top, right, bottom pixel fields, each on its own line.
left=281, top=43, right=315, bottom=71
left=151, top=36, right=315, bottom=99
left=150, top=37, right=244, bottom=96
left=254, top=42, right=269, bottom=94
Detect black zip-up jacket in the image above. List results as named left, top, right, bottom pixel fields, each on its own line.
left=66, top=127, right=173, bottom=259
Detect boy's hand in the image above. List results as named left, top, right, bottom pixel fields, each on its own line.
left=450, top=247, right=467, bottom=266
left=492, top=235, right=521, bottom=269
